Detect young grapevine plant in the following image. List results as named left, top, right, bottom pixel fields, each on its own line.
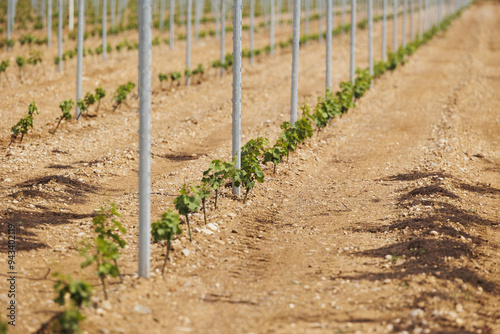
left=52, top=273, right=93, bottom=334
left=0, top=60, right=10, bottom=83
left=10, top=102, right=38, bottom=145
left=201, top=159, right=235, bottom=210
left=15, top=56, right=26, bottom=79
left=234, top=137, right=268, bottom=203
left=173, top=183, right=200, bottom=242
left=113, top=81, right=135, bottom=110
left=80, top=202, right=126, bottom=300
left=52, top=99, right=74, bottom=134
left=151, top=210, right=182, bottom=275
left=194, top=182, right=211, bottom=225
left=94, top=87, right=106, bottom=112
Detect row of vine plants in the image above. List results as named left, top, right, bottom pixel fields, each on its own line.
left=0, top=8, right=466, bottom=334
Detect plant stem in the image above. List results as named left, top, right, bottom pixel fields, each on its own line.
left=113, top=259, right=123, bottom=283
left=243, top=188, right=250, bottom=203
left=100, top=275, right=108, bottom=300
left=162, top=240, right=170, bottom=275
left=273, top=164, right=276, bottom=174
left=214, top=189, right=218, bottom=210
left=52, top=117, right=63, bottom=134
left=185, top=215, right=192, bottom=242
left=202, top=198, right=207, bottom=225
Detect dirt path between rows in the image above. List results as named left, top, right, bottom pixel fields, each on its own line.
left=0, top=2, right=499, bottom=334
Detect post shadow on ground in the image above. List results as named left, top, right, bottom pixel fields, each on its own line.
left=336, top=169, right=499, bottom=332
left=0, top=174, right=100, bottom=252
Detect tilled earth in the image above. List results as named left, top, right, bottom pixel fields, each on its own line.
left=0, top=2, right=499, bottom=334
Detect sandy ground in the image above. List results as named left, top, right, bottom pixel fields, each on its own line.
left=0, top=1, right=499, bottom=334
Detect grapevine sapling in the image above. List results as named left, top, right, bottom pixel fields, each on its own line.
left=151, top=210, right=182, bottom=275
left=279, top=122, right=299, bottom=160
left=234, top=137, right=268, bottom=203
left=83, top=92, right=97, bottom=115
left=194, top=182, right=211, bottom=225
left=263, top=140, right=287, bottom=174
left=10, top=102, right=38, bottom=145
left=28, top=50, right=43, bottom=65
left=15, top=56, right=27, bottom=80
left=53, top=273, right=93, bottom=308
left=201, top=159, right=235, bottom=209
left=169, top=72, right=181, bottom=88
left=159, top=73, right=168, bottom=88
left=80, top=202, right=126, bottom=299
left=52, top=273, right=93, bottom=334
left=52, top=99, right=74, bottom=134
left=94, top=87, right=106, bottom=112
left=77, top=99, right=88, bottom=116
left=0, top=60, right=10, bottom=83
left=113, top=81, right=136, bottom=110
left=173, top=183, right=200, bottom=242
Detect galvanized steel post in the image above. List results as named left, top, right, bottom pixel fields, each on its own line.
left=349, top=0, right=355, bottom=84
left=393, top=0, right=397, bottom=51
left=250, top=0, right=255, bottom=63
left=186, top=0, right=192, bottom=85
left=382, top=0, right=387, bottom=61
left=290, top=0, right=300, bottom=125
left=138, top=0, right=152, bottom=279
left=58, top=0, right=63, bottom=71
left=103, top=0, right=107, bottom=61
left=402, top=0, right=406, bottom=47
left=170, top=0, right=175, bottom=49
left=271, top=0, right=275, bottom=54
left=48, top=0, right=52, bottom=47
left=232, top=0, right=242, bottom=196
left=326, top=0, right=332, bottom=91
left=76, top=0, right=85, bottom=120
left=368, top=0, right=373, bottom=87
left=69, top=0, right=74, bottom=30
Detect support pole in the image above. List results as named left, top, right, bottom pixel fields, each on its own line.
left=290, top=0, right=301, bottom=125
left=349, top=0, right=355, bottom=83
left=7, top=0, right=11, bottom=51
left=220, top=0, right=225, bottom=76
left=76, top=0, right=85, bottom=120
left=103, top=0, right=107, bottom=61
left=160, top=0, right=165, bottom=30
left=170, top=0, right=175, bottom=49
left=368, top=0, right=373, bottom=87
left=138, top=0, right=152, bottom=279
left=232, top=0, right=242, bottom=196
left=48, top=0, right=52, bottom=48
left=382, top=0, right=387, bottom=61
left=402, top=0, right=406, bottom=47
left=393, top=0, right=397, bottom=51
left=69, top=0, right=74, bottom=30
left=250, top=0, right=255, bottom=63
left=325, top=0, right=332, bottom=91
left=58, top=0, right=63, bottom=71
left=186, top=0, right=192, bottom=85
left=270, top=0, right=275, bottom=54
